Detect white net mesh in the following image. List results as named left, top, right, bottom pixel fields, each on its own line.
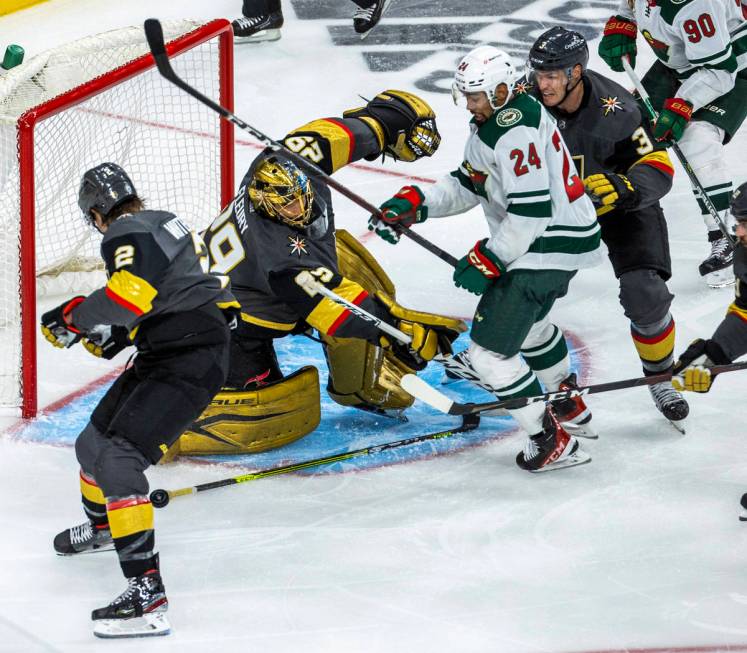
left=0, top=20, right=230, bottom=413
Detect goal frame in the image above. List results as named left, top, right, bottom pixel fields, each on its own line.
left=16, top=18, right=235, bottom=418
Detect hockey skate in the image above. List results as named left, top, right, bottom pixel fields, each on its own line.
left=550, top=372, right=598, bottom=439
left=515, top=408, right=591, bottom=472
left=740, top=493, right=747, bottom=522
left=699, top=231, right=735, bottom=288
left=353, top=0, right=392, bottom=39
left=92, top=565, right=170, bottom=639
left=53, top=520, right=113, bottom=555
left=232, top=7, right=284, bottom=43
left=648, top=380, right=689, bottom=433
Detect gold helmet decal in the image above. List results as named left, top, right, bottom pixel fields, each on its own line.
left=248, top=156, right=314, bottom=228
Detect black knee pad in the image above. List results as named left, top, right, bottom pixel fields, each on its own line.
left=618, top=269, right=674, bottom=325
left=92, top=436, right=150, bottom=498
left=226, top=337, right=282, bottom=388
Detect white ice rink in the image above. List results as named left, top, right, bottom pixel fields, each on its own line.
left=1, top=0, right=747, bottom=651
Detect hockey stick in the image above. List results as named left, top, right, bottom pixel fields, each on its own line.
left=143, top=18, right=458, bottom=268
left=149, top=413, right=480, bottom=508
left=295, top=270, right=509, bottom=413
left=401, top=360, right=747, bottom=416
left=621, top=57, right=736, bottom=245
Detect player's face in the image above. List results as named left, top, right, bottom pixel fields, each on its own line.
left=736, top=221, right=747, bottom=246
left=464, top=91, right=493, bottom=124
left=533, top=69, right=569, bottom=107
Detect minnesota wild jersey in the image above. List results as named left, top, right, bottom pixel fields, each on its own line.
left=618, top=0, right=747, bottom=110
left=424, top=92, right=605, bottom=273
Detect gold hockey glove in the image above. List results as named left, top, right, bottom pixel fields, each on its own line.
left=584, top=173, right=639, bottom=216
left=40, top=296, right=85, bottom=349
left=82, top=325, right=131, bottom=360
left=343, top=90, right=441, bottom=162
left=672, top=338, right=731, bottom=393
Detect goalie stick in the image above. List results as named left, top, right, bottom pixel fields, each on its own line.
left=143, top=18, right=458, bottom=268
left=150, top=414, right=480, bottom=508
left=622, top=57, right=735, bottom=246
left=401, top=361, right=747, bottom=416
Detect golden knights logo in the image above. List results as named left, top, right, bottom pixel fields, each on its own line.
left=463, top=160, right=489, bottom=199
left=600, top=96, right=623, bottom=116
left=513, top=80, right=533, bottom=95
left=287, top=234, right=309, bottom=257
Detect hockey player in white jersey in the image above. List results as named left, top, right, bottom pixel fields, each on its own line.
left=369, top=46, right=606, bottom=472
left=599, top=0, right=747, bottom=287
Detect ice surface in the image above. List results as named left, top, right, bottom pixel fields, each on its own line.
left=1, top=1, right=746, bottom=651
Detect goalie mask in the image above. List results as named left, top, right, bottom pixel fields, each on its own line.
left=78, top=162, right=137, bottom=224
left=248, top=156, right=315, bottom=228
left=452, top=46, right=517, bottom=111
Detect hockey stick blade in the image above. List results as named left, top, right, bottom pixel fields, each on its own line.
left=403, top=361, right=747, bottom=416
left=143, top=18, right=458, bottom=269
left=150, top=414, right=480, bottom=508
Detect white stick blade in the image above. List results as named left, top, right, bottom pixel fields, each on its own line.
left=400, top=374, right=454, bottom=414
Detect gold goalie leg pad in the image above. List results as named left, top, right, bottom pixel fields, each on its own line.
left=165, top=367, right=321, bottom=459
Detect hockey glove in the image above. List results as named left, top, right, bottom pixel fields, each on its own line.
left=672, top=338, right=731, bottom=393
left=369, top=185, right=427, bottom=244
left=453, top=239, right=505, bottom=295
left=343, top=90, right=441, bottom=162
left=653, top=98, right=693, bottom=143
left=81, top=325, right=131, bottom=360
left=40, top=296, right=86, bottom=349
left=598, top=15, right=637, bottom=72
left=584, top=173, right=640, bottom=216
left=380, top=321, right=440, bottom=372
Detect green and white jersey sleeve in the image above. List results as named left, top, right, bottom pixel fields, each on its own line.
left=424, top=94, right=604, bottom=273
left=630, top=0, right=747, bottom=111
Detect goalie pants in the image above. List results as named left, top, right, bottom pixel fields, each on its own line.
left=74, top=306, right=231, bottom=577
left=469, top=269, right=576, bottom=436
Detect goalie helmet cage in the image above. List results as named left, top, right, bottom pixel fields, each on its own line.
left=0, top=19, right=235, bottom=418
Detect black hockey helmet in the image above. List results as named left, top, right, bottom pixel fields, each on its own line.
left=78, top=162, right=137, bottom=223
left=527, top=26, right=589, bottom=76
left=730, top=181, right=747, bottom=222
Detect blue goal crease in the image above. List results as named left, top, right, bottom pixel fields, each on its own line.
left=13, top=326, right=586, bottom=474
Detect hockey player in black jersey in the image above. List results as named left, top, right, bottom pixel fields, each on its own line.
left=522, top=27, right=689, bottom=431
left=673, top=182, right=747, bottom=393
left=168, top=90, right=465, bottom=459
left=40, top=163, right=239, bottom=638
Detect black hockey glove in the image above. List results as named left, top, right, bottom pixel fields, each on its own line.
left=672, top=338, right=731, bottom=393
left=81, top=325, right=131, bottom=360
left=584, top=173, right=639, bottom=216
left=40, top=296, right=86, bottom=349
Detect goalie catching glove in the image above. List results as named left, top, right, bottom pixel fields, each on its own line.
left=369, top=185, right=427, bottom=244
left=82, top=325, right=131, bottom=359
left=584, top=173, right=639, bottom=216
left=40, top=296, right=85, bottom=349
left=343, top=89, right=441, bottom=163
left=672, top=338, right=731, bottom=393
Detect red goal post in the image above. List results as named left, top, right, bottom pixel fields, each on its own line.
left=0, top=19, right=235, bottom=418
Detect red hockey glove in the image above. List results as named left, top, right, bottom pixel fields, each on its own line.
left=653, top=98, right=693, bottom=143
left=453, top=239, right=505, bottom=295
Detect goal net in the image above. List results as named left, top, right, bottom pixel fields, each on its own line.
left=0, top=19, right=235, bottom=417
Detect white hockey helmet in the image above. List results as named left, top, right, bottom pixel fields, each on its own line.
left=452, top=46, right=517, bottom=111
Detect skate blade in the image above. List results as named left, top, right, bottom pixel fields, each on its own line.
left=739, top=512, right=747, bottom=523
left=530, top=450, right=591, bottom=473
left=667, top=418, right=686, bottom=435
left=562, top=420, right=599, bottom=440
left=93, top=612, right=170, bottom=639
left=235, top=28, right=281, bottom=43
left=705, top=269, right=735, bottom=288
left=55, top=543, right=115, bottom=556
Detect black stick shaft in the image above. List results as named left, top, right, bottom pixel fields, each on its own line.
left=449, top=362, right=747, bottom=415
left=143, top=19, right=458, bottom=268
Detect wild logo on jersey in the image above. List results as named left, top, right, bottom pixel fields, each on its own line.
left=601, top=96, right=624, bottom=116
left=287, top=235, right=309, bottom=257
left=463, top=160, right=489, bottom=199
left=642, top=29, right=670, bottom=60
left=495, top=108, right=523, bottom=127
